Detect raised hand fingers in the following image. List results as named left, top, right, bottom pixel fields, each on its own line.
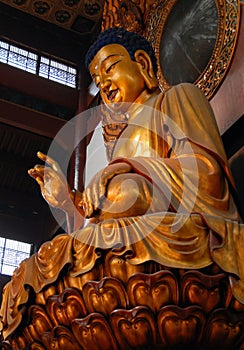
left=28, top=165, right=45, bottom=179
left=37, top=151, right=62, bottom=174
left=28, top=167, right=45, bottom=191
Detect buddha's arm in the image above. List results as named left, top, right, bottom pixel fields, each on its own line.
left=28, top=152, right=135, bottom=222
left=109, top=140, right=238, bottom=220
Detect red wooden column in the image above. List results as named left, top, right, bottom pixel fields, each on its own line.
left=67, top=59, right=91, bottom=231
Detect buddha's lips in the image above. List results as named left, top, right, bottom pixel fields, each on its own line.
left=107, top=89, right=119, bottom=101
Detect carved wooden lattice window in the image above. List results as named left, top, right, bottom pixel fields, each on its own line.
left=0, top=41, right=37, bottom=74
left=39, top=57, right=77, bottom=88
left=0, top=39, right=77, bottom=88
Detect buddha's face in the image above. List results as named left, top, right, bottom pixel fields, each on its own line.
left=89, top=44, right=146, bottom=113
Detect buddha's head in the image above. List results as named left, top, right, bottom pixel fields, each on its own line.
left=86, top=27, right=158, bottom=113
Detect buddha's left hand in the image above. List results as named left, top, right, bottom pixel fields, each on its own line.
left=82, top=162, right=132, bottom=218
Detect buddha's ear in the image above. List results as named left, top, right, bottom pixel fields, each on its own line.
left=134, top=49, right=158, bottom=90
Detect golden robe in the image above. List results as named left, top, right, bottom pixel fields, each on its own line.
left=1, top=83, right=244, bottom=339
left=68, top=82, right=242, bottom=283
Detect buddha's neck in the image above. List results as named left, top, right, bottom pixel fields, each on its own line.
left=126, top=88, right=160, bottom=116
left=134, top=88, right=160, bottom=106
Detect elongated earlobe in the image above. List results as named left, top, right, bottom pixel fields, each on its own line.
left=134, top=50, right=158, bottom=90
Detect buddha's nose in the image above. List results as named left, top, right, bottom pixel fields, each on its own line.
left=100, top=78, right=111, bottom=92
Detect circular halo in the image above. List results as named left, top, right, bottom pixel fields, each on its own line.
left=146, top=0, right=240, bottom=99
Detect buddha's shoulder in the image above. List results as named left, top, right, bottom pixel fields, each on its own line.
left=165, top=82, right=203, bottom=96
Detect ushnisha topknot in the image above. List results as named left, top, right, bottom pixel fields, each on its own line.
left=85, top=27, right=158, bottom=75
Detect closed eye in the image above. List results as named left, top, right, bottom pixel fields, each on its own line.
left=106, top=60, right=120, bottom=73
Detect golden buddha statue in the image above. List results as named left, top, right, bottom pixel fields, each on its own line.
left=1, top=27, right=244, bottom=350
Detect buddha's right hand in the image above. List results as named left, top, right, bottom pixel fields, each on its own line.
left=81, top=162, right=132, bottom=218
left=28, top=152, right=74, bottom=214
